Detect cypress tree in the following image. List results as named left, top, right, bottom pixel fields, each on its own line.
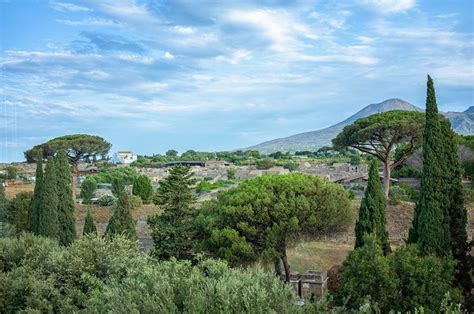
left=354, top=160, right=390, bottom=255
left=37, top=156, right=59, bottom=239
left=55, top=150, right=76, bottom=245
left=28, top=156, right=44, bottom=233
left=105, top=191, right=137, bottom=240
left=83, top=209, right=97, bottom=236
left=408, top=75, right=450, bottom=256
left=0, top=184, right=7, bottom=223
left=441, top=118, right=471, bottom=293
left=132, top=175, right=153, bottom=203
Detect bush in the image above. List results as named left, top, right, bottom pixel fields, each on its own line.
left=132, top=175, right=153, bottom=203
left=283, top=162, right=299, bottom=172
left=389, top=185, right=409, bottom=204
left=255, top=158, right=275, bottom=170
left=392, top=164, right=421, bottom=178
left=97, top=195, right=115, bottom=206
left=90, top=167, right=138, bottom=185
left=7, top=191, right=31, bottom=233
left=79, top=178, right=96, bottom=204
left=226, top=168, right=236, bottom=180
left=129, top=195, right=143, bottom=209
left=1, top=234, right=295, bottom=313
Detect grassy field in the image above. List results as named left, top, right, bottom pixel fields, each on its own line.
left=287, top=241, right=353, bottom=272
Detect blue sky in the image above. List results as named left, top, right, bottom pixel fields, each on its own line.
left=1, top=0, right=473, bottom=162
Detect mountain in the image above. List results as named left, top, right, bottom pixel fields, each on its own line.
left=246, top=99, right=473, bottom=153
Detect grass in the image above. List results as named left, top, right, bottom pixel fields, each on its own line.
left=287, top=241, right=353, bottom=272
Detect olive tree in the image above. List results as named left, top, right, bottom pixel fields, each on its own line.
left=333, top=110, right=424, bottom=199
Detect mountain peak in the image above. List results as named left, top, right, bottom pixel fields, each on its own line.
left=464, top=106, right=474, bottom=114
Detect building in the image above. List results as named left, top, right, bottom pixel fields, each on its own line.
left=112, top=151, right=137, bottom=164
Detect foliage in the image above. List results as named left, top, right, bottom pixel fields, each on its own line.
left=0, top=185, right=6, bottom=223
left=79, top=178, right=97, bottom=204
left=7, top=192, right=32, bottom=233
left=197, top=173, right=354, bottom=281
left=82, top=210, right=97, bottom=236
left=0, top=234, right=295, bottom=313
left=255, top=158, right=275, bottom=169
left=97, top=195, right=115, bottom=206
left=391, top=164, right=421, bottom=178
left=6, top=166, right=18, bottom=180
left=283, top=161, right=299, bottom=172
left=354, top=160, right=390, bottom=255
left=24, top=134, right=111, bottom=164
left=132, top=175, right=153, bottom=203
left=226, top=167, right=236, bottom=180
left=55, top=150, right=76, bottom=245
left=105, top=192, right=137, bottom=241
left=128, top=195, right=143, bottom=209
left=37, top=157, right=59, bottom=240
left=333, top=110, right=425, bottom=198
left=89, top=166, right=138, bottom=185
left=111, top=177, right=125, bottom=197
left=149, top=166, right=197, bottom=260
left=338, top=237, right=462, bottom=312
left=28, top=156, right=43, bottom=234
left=195, top=179, right=233, bottom=194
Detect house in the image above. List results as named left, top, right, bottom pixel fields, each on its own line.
left=112, top=151, right=137, bottom=164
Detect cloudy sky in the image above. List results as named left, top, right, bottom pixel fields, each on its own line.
left=1, top=0, right=473, bottom=162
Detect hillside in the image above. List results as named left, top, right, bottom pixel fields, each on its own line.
left=246, top=99, right=473, bottom=153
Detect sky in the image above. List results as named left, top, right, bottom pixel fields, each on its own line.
left=1, top=0, right=473, bottom=162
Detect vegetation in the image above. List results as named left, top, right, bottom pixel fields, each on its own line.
left=132, top=175, right=153, bottom=203
left=0, top=234, right=295, bottom=313
left=37, top=157, right=59, bottom=239
left=338, top=236, right=462, bottom=312
left=55, top=150, right=76, bottom=245
left=226, top=167, right=236, bottom=180
left=149, top=166, right=197, bottom=260
left=0, top=185, right=7, bottom=223
left=83, top=210, right=97, bottom=236
left=6, top=166, right=18, bottom=180
left=24, top=134, right=112, bottom=199
left=111, top=177, right=125, bottom=197
left=195, top=179, right=233, bottom=194
left=79, top=178, right=97, bottom=204
left=90, top=166, right=138, bottom=185
left=197, top=173, right=354, bottom=282
left=333, top=110, right=425, bottom=198
left=28, top=156, right=43, bottom=234
left=97, top=195, right=115, bottom=206
left=7, top=192, right=31, bottom=233
left=255, top=158, right=275, bottom=169
left=354, top=160, right=390, bottom=255
left=105, top=192, right=137, bottom=241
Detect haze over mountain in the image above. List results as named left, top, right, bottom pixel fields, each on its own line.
left=246, top=99, right=474, bottom=153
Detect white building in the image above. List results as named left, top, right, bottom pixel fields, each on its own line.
left=112, top=151, right=137, bottom=164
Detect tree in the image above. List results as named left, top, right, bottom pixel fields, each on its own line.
left=148, top=166, right=197, bottom=260
left=79, top=178, right=97, bottom=204
left=28, top=156, right=44, bottom=233
left=197, top=173, right=354, bottom=282
left=83, top=209, right=97, bottom=236
left=408, top=76, right=451, bottom=257
left=111, top=177, right=125, bottom=197
left=24, top=134, right=112, bottom=200
left=6, top=166, right=17, bottom=180
left=7, top=192, right=32, bottom=233
left=354, top=160, right=390, bottom=255
left=132, top=175, right=153, bottom=204
left=37, top=157, right=59, bottom=239
left=55, top=150, right=76, bottom=245
left=333, top=110, right=425, bottom=199
left=0, top=185, right=7, bottom=223
left=283, top=161, right=299, bottom=172
left=165, top=149, right=178, bottom=158
left=255, top=158, right=275, bottom=170
left=105, top=192, right=137, bottom=240
left=226, top=168, right=236, bottom=180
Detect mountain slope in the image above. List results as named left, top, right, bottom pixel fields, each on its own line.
left=246, top=99, right=473, bottom=153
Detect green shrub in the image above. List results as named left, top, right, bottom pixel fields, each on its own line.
left=97, top=195, right=115, bottom=206
left=129, top=195, right=143, bottom=209
left=255, top=158, right=275, bottom=170
left=132, top=175, right=153, bottom=203
left=283, top=161, right=299, bottom=172
left=389, top=185, right=409, bottom=204
left=89, top=167, right=138, bottom=185
left=226, top=168, right=236, bottom=180
left=392, top=164, right=421, bottom=178
left=79, top=178, right=97, bottom=204
left=7, top=192, right=31, bottom=233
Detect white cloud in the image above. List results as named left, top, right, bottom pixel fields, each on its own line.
left=172, top=26, right=196, bottom=35
left=216, top=49, right=252, bottom=64
left=56, top=18, right=122, bottom=27
left=52, top=2, right=92, bottom=12
left=117, top=53, right=154, bottom=64
left=164, top=51, right=175, bottom=59
left=226, top=9, right=317, bottom=53
left=364, top=0, right=415, bottom=14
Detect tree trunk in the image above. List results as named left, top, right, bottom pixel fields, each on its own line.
left=281, top=249, right=290, bottom=282
left=71, top=162, right=78, bottom=202
left=274, top=259, right=282, bottom=278
left=383, top=161, right=391, bottom=200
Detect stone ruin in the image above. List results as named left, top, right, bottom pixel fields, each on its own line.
left=287, top=270, right=328, bottom=300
